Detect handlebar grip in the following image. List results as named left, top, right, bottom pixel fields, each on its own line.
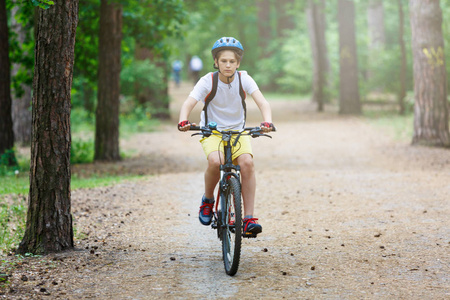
left=189, top=125, right=201, bottom=130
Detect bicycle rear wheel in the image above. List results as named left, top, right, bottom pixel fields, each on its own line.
left=221, top=176, right=242, bottom=276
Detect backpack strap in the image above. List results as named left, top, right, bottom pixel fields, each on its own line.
left=237, top=71, right=247, bottom=127
left=203, top=72, right=219, bottom=126
left=202, top=71, right=247, bottom=127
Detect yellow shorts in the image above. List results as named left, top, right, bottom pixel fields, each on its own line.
left=200, top=132, right=253, bottom=161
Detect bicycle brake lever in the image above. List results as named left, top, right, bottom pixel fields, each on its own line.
left=251, top=132, right=272, bottom=138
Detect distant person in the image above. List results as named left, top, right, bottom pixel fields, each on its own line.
left=172, top=59, right=183, bottom=87
left=189, top=55, right=203, bottom=83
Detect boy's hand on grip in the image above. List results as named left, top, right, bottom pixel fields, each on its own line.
left=178, top=120, right=192, bottom=131
left=260, top=122, right=275, bottom=133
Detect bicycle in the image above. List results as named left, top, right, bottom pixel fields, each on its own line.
left=189, top=122, right=274, bottom=276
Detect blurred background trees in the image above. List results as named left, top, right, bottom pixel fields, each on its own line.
left=95, top=0, right=122, bottom=161
left=338, top=0, right=361, bottom=115
left=0, top=0, right=15, bottom=166
left=2, top=0, right=450, bottom=166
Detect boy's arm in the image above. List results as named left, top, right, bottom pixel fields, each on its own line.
left=251, top=90, right=273, bottom=131
left=178, top=96, right=198, bottom=131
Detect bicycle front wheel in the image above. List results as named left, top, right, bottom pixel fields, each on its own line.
left=221, top=176, right=242, bottom=276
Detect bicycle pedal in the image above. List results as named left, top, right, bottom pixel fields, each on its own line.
left=242, top=232, right=258, bottom=238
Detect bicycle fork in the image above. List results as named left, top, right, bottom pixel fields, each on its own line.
left=211, top=169, right=240, bottom=235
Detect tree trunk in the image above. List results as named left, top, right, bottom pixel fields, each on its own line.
left=151, top=60, right=170, bottom=119
left=257, top=0, right=279, bottom=91
left=366, top=0, right=386, bottom=84
left=82, top=81, right=95, bottom=114
left=397, top=0, right=407, bottom=115
left=95, top=0, right=122, bottom=161
left=0, top=0, right=16, bottom=164
left=10, top=6, right=32, bottom=145
left=307, top=0, right=328, bottom=112
left=367, top=0, right=385, bottom=50
left=338, top=0, right=361, bottom=115
left=409, top=0, right=450, bottom=147
left=276, top=0, right=295, bottom=38
left=257, top=0, right=271, bottom=59
left=18, top=0, right=78, bottom=255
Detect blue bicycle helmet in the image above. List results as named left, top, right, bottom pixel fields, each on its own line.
left=211, top=37, right=244, bottom=59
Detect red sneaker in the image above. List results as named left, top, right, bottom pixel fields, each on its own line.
left=243, top=218, right=262, bottom=237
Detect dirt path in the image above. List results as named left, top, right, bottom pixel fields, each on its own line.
left=3, top=82, right=450, bottom=299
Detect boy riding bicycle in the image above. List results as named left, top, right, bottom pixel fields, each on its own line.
left=178, top=37, right=275, bottom=237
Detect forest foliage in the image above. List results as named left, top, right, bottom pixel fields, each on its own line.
left=6, top=0, right=450, bottom=111
left=3, top=0, right=450, bottom=161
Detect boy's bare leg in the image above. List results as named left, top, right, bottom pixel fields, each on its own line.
left=204, top=151, right=222, bottom=199
left=237, top=153, right=256, bottom=217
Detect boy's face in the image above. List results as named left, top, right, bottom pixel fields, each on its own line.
left=214, top=50, right=241, bottom=77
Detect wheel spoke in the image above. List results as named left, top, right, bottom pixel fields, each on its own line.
left=221, top=177, right=242, bottom=276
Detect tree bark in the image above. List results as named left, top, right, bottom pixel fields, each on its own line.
left=150, top=58, right=170, bottom=119
left=307, top=0, right=328, bottom=111
left=409, top=0, right=450, bottom=147
left=18, top=0, right=78, bottom=255
left=0, top=0, right=16, bottom=164
left=276, top=0, right=295, bottom=38
left=82, top=80, right=95, bottom=114
left=10, top=5, right=32, bottom=145
left=257, top=0, right=271, bottom=59
left=397, top=0, right=407, bottom=115
left=95, top=0, right=122, bottom=161
left=338, top=0, right=361, bottom=115
left=366, top=0, right=386, bottom=84
left=367, top=0, right=385, bottom=50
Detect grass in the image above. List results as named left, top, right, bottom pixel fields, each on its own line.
left=0, top=147, right=147, bottom=254
left=0, top=108, right=158, bottom=255
left=262, top=92, right=311, bottom=102
left=0, top=154, right=30, bottom=195
left=364, top=109, right=414, bottom=142
left=71, top=173, right=144, bottom=190
left=0, top=176, right=29, bottom=196
left=70, top=108, right=159, bottom=164
left=0, top=195, right=27, bottom=256
left=71, top=107, right=160, bottom=140
left=0, top=172, right=144, bottom=256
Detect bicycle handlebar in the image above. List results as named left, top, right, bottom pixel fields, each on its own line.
left=189, top=125, right=275, bottom=139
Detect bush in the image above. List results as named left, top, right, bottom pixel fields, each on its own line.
left=71, top=139, right=94, bottom=164
left=0, top=149, right=17, bottom=168
left=0, top=149, right=19, bottom=177
left=120, top=59, right=165, bottom=103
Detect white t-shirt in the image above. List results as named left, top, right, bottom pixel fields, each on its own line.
left=189, top=71, right=259, bottom=130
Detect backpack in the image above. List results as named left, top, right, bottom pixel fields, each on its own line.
left=202, top=71, right=246, bottom=127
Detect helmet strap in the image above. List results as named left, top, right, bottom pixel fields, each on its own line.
left=214, top=59, right=236, bottom=88
left=219, top=67, right=235, bottom=88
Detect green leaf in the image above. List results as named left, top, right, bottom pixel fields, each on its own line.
left=30, top=0, right=54, bottom=9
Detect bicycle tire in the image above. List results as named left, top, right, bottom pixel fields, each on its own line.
left=221, top=176, right=242, bottom=276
